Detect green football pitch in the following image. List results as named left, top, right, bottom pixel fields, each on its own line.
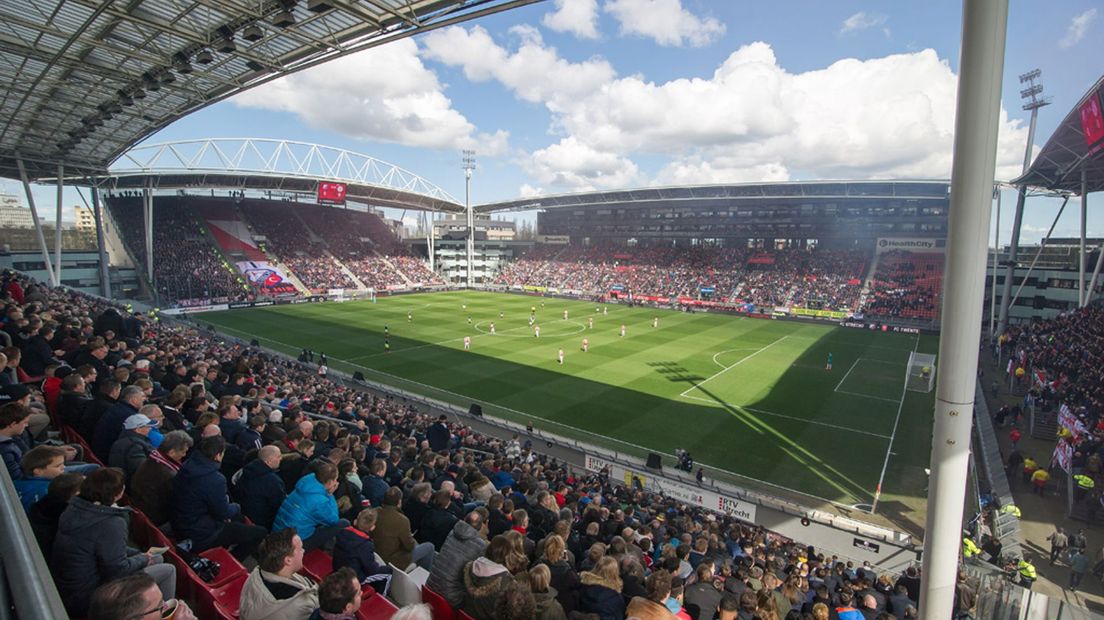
left=199, top=290, right=936, bottom=511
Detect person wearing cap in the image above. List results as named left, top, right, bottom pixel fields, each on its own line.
left=109, top=409, right=158, bottom=482
left=92, top=385, right=146, bottom=462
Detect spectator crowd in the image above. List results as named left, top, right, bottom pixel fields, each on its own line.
left=0, top=269, right=987, bottom=620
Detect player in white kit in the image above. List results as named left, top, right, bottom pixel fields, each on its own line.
left=558, top=348, right=564, bottom=364
left=563, top=309, right=569, bottom=320
left=489, top=322, right=496, bottom=335
left=534, top=325, right=540, bottom=338
left=463, top=336, right=471, bottom=350
left=653, top=316, right=658, bottom=328
left=581, top=338, right=589, bottom=352
left=620, top=324, right=626, bottom=337
left=588, top=317, right=593, bottom=329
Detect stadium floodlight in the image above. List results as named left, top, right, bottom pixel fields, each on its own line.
left=307, top=0, right=335, bottom=13
left=245, top=60, right=265, bottom=72
left=195, top=49, right=214, bottom=65
left=216, top=37, right=237, bottom=53
left=143, top=73, right=161, bottom=92
left=272, top=10, right=296, bottom=28
left=1018, top=68, right=1041, bottom=83
left=172, top=53, right=193, bottom=74
left=117, top=89, right=134, bottom=106
left=242, top=24, right=264, bottom=42
left=159, top=71, right=176, bottom=85
left=131, top=85, right=146, bottom=99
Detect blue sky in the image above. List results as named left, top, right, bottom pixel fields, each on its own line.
left=6, top=0, right=1103, bottom=244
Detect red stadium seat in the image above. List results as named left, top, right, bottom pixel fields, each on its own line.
left=130, top=508, right=173, bottom=549
left=193, top=572, right=247, bottom=620
left=356, top=587, right=398, bottom=619
left=421, top=585, right=457, bottom=620
left=300, top=548, right=334, bottom=582
left=199, top=546, right=248, bottom=588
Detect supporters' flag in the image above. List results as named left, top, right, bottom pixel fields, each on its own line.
left=1007, top=359, right=1013, bottom=375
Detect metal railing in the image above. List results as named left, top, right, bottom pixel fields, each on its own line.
left=0, top=461, right=68, bottom=619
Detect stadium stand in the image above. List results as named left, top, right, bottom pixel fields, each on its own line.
left=0, top=267, right=953, bottom=619
left=861, top=250, right=945, bottom=321
left=105, top=195, right=246, bottom=305
left=239, top=200, right=357, bottom=292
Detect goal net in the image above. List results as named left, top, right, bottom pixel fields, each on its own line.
left=906, top=352, right=937, bottom=393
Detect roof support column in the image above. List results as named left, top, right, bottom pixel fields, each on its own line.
left=54, top=165, right=64, bottom=285
left=426, top=212, right=435, bottom=273
left=988, top=185, right=1001, bottom=339
left=15, top=158, right=57, bottom=287
left=1079, top=171, right=1087, bottom=307
left=1088, top=241, right=1104, bottom=306
left=90, top=186, right=111, bottom=298
left=144, top=180, right=154, bottom=284
left=920, top=1, right=1007, bottom=619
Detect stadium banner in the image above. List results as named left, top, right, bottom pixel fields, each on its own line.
left=875, top=238, right=943, bottom=254
left=536, top=234, right=570, bottom=245
left=160, top=304, right=229, bottom=315
left=635, top=295, right=670, bottom=303
left=791, top=308, right=850, bottom=320
left=236, top=261, right=294, bottom=291
left=386, top=284, right=407, bottom=291
left=1057, top=404, right=1087, bottom=441
left=773, top=306, right=791, bottom=315
left=1053, top=441, right=1074, bottom=473
left=584, top=454, right=757, bottom=523
left=522, top=285, right=548, bottom=293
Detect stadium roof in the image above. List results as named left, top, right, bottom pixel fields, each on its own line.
left=100, top=137, right=463, bottom=212
left=0, top=0, right=540, bottom=182
left=1014, top=74, right=1104, bottom=195
left=474, top=180, right=951, bottom=213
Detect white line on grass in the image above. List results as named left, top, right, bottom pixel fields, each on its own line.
left=834, top=359, right=862, bottom=391
left=679, top=393, right=892, bottom=439
left=870, top=333, right=922, bottom=512
left=834, top=389, right=901, bottom=404
left=711, top=348, right=766, bottom=369
left=679, top=336, right=790, bottom=398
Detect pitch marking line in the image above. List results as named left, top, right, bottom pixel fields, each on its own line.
left=679, top=336, right=790, bottom=399
left=871, top=333, right=922, bottom=510
left=711, top=348, right=767, bottom=369
left=834, top=390, right=900, bottom=404
left=680, top=393, right=892, bottom=439
left=834, top=359, right=862, bottom=391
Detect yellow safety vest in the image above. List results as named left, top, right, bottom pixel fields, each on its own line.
left=1018, top=560, right=1036, bottom=580
left=1001, top=504, right=1021, bottom=518
left=1075, top=475, right=1095, bottom=490
left=962, top=538, right=980, bottom=557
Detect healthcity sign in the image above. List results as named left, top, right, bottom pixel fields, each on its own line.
left=875, top=238, right=942, bottom=253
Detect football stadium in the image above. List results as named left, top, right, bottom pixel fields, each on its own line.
left=1, top=1, right=1104, bottom=619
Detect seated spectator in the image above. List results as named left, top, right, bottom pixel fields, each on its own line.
left=52, top=468, right=176, bottom=616
left=460, top=536, right=516, bottom=620
left=426, top=509, right=489, bottom=607
left=92, top=385, right=146, bottom=461
left=88, top=573, right=197, bottom=620
left=529, top=563, right=568, bottom=620
left=360, top=458, right=389, bottom=508
left=538, top=534, right=579, bottom=614
left=578, top=555, right=625, bottom=620
left=240, top=528, right=320, bottom=620
left=233, top=445, right=287, bottom=530
left=236, top=414, right=266, bottom=453
left=375, top=487, right=435, bottom=571
left=57, top=372, right=92, bottom=428
left=172, top=436, right=266, bottom=560
left=1, top=402, right=96, bottom=480
left=311, top=567, right=363, bottom=620
left=130, top=430, right=192, bottom=528
left=29, top=471, right=84, bottom=558
left=420, top=489, right=460, bottom=551
left=332, top=508, right=393, bottom=594
left=684, top=563, right=723, bottom=620
left=108, top=412, right=158, bottom=481
left=494, top=579, right=537, bottom=620
left=274, top=462, right=348, bottom=552
left=14, top=444, right=66, bottom=511
left=80, top=379, right=120, bottom=439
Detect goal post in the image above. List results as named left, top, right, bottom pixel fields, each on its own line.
left=906, top=352, right=937, bottom=393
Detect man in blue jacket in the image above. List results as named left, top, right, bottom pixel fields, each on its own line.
left=91, top=386, right=145, bottom=461
left=360, top=458, right=390, bottom=508
left=274, top=461, right=349, bottom=552
left=171, top=436, right=266, bottom=560
left=232, top=445, right=286, bottom=530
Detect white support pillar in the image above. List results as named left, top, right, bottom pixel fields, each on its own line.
left=15, top=158, right=58, bottom=287
left=920, top=1, right=1008, bottom=619
left=54, top=165, right=64, bottom=285
left=1079, top=171, right=1087, bottom=307
left=427, top=212, right=435, bottom=272
left=988, top=186, right=1001, bottom=339
left=143, top=181, right=154, bottom=283
left=1088, top=241, right=1104, bottom=307
left=90, top=186, right=111, bottom=298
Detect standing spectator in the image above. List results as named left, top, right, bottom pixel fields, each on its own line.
left=1070, top=548, right=1091, bottom=591
left=108, top=413, right=158, bottom=482
left=274, top=462, right=348, bottom=552
left=420, top=489, right=460, bottom=551
left=427, top=415, right=450, bottom=452
left=312, top=568, right=363, bottom=620
left=52, top=468, right=177, bottom=616
left=375, top=487, right=435, bottom=571
left=1047, top=527, right=1069, bottom=565
left=953, top=571, right=977, bottom=618
left=130, top=431, right=192, bottom=528
left=171, top=436, right=266, bottom=560
left=332, top=508, right=393, bottom=593
left=427, top=509, right=489, bottom=607
left=233, top=445, right=287, bottom=530
left=240, top=529, right=320, bottom=620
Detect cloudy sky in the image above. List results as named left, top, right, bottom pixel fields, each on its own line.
left=6, top=1, right=1103, bottom=242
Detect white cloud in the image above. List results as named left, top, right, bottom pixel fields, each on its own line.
left=542, top=0, right=600, bottom=39
left=1060, top=8, right=1097, bottom=48
left=421, top=27, right=1031, bottom=190
left=839, top=11, right=888, bottom=36
left=524, top=137, right=641, bottom=190
left=518, top=183, right=545, bottom=198
left=232, top=39, right=503, bottom=153
left=604, top=0, right=725, bottom=47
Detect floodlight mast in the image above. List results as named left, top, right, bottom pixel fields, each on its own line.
left=920, top=1, right=1007, bottom=619
left=994, top=69, right=1051, bottom=337
left=462, top=150, right=476, bottom=288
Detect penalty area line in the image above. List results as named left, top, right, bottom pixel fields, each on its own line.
left=680, top=393, right=892, bottom=439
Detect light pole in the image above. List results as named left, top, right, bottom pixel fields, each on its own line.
left=462, top=150, right=476, bottom=288
left=995, top=69, right=1051, bottom=337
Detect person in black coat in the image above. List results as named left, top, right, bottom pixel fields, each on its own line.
left=29, top=472, right=84, bottom=559
left=91, top=386, right=145, bottom=461
left=420, top=489, right=460, bottom=551
left=20, top=324, right=59, bottom=377
left=360, top=458, right=390, bottom=508
left=426, top=415, right=450, bottom=452
left=234, top=414, right=265, bottom=453
left=332, top=509, right=393, bottom=593
left=57, top=372, right=92, bottom=429
left=232, top=446, right=287, bottom=530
